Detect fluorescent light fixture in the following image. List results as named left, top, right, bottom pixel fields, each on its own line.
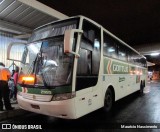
left=94, top=40, right=100, bottom=48
left=151, top=53, right=159, bottom=56
left=119, top=52, right=125, bottom=56
left=0, top=0, right=4, bottom=5
left=108, top=48, right=115, bottom=52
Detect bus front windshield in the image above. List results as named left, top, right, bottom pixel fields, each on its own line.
left=19, top=37, right=74, bottom=87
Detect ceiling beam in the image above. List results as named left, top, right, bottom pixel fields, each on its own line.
left=13, top=34, right=31, bottom=39
left=0, top=19, right=32, bottom=34
left=140, top=50, right=160, bottom=55
left=17, top=0, right=68, bottom=20
left=134, top=43, right=160, bottom=55
left=147, top=61, right=155, bottom=67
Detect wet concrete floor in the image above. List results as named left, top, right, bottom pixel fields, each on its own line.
left=1, top=80, right=160, bottom=131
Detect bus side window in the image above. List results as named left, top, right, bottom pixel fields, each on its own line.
left=77, top=48, right=91, bottom=75
left=141, top=58, right=147, bottom=67
left=103, top=32, right=118, bottom=59
left=117, top=42, right=127, bottom=61
left=128, top=49, right=135, bottom=64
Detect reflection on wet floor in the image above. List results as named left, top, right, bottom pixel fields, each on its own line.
left=1, top=80, right=160, bottom=131
left=144, top=85, right=150, bottom=93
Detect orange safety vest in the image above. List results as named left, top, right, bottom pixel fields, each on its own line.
left=0, top=66, right=11, bottom=81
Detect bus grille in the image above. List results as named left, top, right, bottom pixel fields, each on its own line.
left=22, top=93, right=52, bottom=102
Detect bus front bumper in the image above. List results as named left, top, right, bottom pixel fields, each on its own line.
left=17, top=94, right=76, bottom=119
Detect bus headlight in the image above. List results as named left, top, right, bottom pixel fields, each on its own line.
left=52, top=92, right=76, bottom=101
left=18, top=74, right=35, bottom=85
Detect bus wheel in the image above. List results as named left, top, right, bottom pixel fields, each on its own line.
left=140, top=82, right=144, bottom=95
left=104, top=88, right=113, bottom=112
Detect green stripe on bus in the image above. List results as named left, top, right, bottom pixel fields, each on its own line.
left=104, top=57, right=147, bottom=75
left=104, top=58, right=129, bottom=74
left=17, top=84, right=22, bottom=92
left=17, top=84, right=72, bottom=95
left=119, top=77, right=125, bottom=82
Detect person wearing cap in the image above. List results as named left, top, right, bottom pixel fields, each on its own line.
left=0, top=62, right=14, bottom=110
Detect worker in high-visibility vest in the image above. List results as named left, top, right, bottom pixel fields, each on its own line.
left=0, top=62, right=14, bottom=111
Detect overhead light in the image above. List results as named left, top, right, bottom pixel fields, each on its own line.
left=94, top=39, right=100, bottom=48
left=108, top=48, right=115, bottom=52
left=151, top=53, right=159, bottom=56
left=0, top=0, right=4, bottom=5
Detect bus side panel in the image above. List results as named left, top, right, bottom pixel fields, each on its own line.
left=75, top=83, right=104, bottom=118
left=103, top=57, right=130, bottom=101
left=75, top=87, right=93, bottom=118
left=91, top=82, right=104, bottom=111
left=103, top=75, right=126, bottom=101
left=102, top=57, right=147, bottom=102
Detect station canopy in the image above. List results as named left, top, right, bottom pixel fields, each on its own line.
left=0, top=0, right=68, bottom=36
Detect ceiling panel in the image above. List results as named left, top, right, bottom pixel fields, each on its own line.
left=0, top=0, right=15, bottom=13
left=18, top=10, right=39, bottom=23
left=0, top=1, right=21, bottom=17
left=0, top=0, right=58, bottom=34
left=13, top=7, right=35, bottom=23
left=25, top=13, right=47, bottom=27
left=5, top=4, right=28, bottom=20
left=35, top=17, right=55, bottom=28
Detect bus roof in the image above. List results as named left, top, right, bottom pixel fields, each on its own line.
left=33, top=15, right=146, bottom=59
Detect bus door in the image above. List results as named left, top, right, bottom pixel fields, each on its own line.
left=75, top=48, right=93, bottom=117
left=75, top=19, right=102, bottom=117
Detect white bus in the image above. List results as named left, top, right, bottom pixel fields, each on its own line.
left=8, top=16, right=147, bottom=119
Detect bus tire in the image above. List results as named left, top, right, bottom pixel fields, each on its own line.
left=140, top=81, right=144, bottom=95
left=104, top=88, right=113, bottom=112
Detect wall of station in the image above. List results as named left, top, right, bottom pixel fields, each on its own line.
left=0, top=31, right=27, bottom=70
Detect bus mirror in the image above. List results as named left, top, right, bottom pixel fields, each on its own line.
left=7, top=42, right=27, bottom=62
left=64, top=29, right=83, bottom=57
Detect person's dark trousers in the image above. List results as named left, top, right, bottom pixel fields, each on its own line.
left=0, top=80, right=12, bottom=110
left=13, top=86, right=17, bottom=99
left=0, top=84, right=3, bottom=110
left=9, top=89, right=14, bottom=99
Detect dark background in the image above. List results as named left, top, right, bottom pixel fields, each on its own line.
left=38, top=0, right=160, bottom=65
left=38, top=0, right=160, bottom=46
